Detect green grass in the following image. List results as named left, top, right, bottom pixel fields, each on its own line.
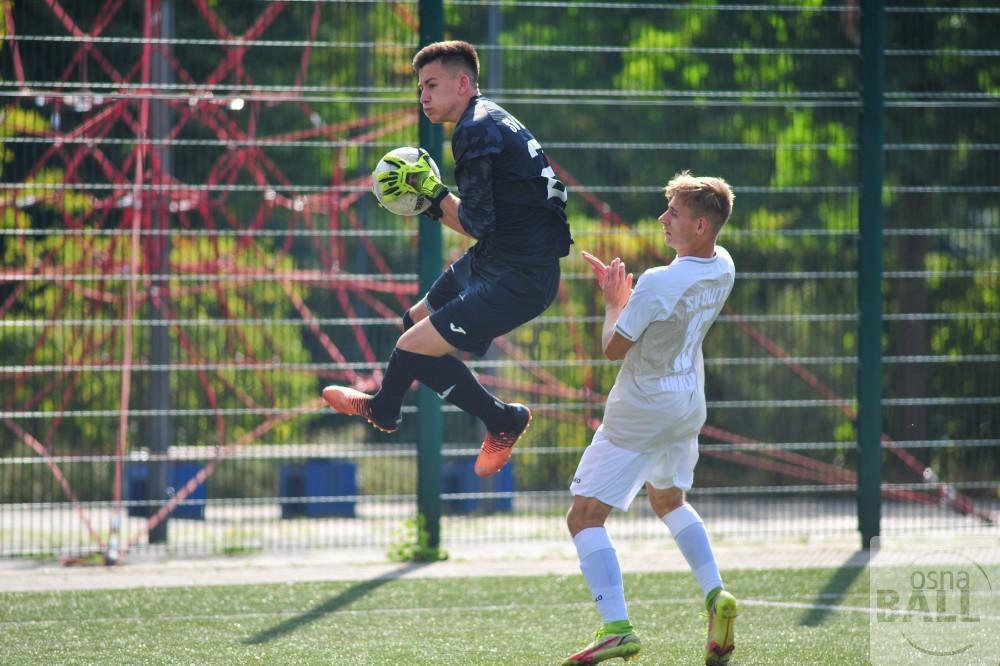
left=0, top=566, right=870, bottom=665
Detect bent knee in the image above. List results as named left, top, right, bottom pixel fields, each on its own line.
left=566, top=507, right=594, bottom=536
left=396, top=318, right=453, bottom=356
left=408, top=299, right=430, bottom=324
left=647, top=485, right=686, bottom=517
left=566, top=499, right=611, bottom=536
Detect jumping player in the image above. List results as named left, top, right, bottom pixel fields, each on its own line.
left=562, top=172, right=739, bottom=666
left=323, top=40, right=570, bottom=477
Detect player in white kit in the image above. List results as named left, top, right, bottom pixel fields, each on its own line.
left=562, top=172, right=739, bottom=666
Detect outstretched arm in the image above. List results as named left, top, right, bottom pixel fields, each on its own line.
left=581, top=251, right=635, bottom=360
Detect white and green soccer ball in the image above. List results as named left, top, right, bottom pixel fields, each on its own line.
left=371, top=146, right=441, bottom=217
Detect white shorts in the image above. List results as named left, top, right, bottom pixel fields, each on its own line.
left=569, top=428, right=699, bottom=511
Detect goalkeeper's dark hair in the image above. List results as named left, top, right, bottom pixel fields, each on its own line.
left=664, top=171, right=734, bottom=233
left=412, top=40, right=480, bottom=85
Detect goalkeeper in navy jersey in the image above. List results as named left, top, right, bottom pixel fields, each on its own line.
left=323, top=40, right=571, bottom=477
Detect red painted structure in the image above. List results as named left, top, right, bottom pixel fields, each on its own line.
left=1, top=1, right=989, bottom=563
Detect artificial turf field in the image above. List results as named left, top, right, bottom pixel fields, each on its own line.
left=0, top=566, right=870, bottom=665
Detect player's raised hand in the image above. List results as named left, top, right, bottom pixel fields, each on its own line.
left=581, top=250, right=609, bottom=287
left=377, top=148, right=447, bottom=202
left=602, top=257, right=633, bottom=309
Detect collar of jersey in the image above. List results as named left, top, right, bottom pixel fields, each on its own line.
left=674, top=252, right=718, bottom=264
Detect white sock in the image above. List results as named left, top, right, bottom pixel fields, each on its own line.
left=663, top=503, right=724, bottom=597
left=573, top=527, right=628, bottom=624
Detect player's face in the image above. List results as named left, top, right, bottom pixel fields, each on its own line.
left=418, top=61, right=468, bottom=124
left=658, top=196, right=702, bottom=253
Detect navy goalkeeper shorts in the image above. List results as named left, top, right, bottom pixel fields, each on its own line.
left=425, top=250, right=560, bottom=357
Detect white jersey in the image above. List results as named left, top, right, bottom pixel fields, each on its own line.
left=598, top=246, right=735, bottom=452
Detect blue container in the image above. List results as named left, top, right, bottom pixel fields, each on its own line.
left=279, top=459, right=357, bottom=518
left=125, top=462, right=205, bottom=520
left=442, top=457, right=514, bottom=515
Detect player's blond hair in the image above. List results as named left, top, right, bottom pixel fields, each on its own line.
left=664, top=171, right=734, bottom=233
left=412, top=40, right=480, bottom=85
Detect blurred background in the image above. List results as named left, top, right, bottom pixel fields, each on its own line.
left=0, top=0, right=996, bottom=561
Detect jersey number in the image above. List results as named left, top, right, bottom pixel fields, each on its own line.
left=674, top=308, right=716, bottom=373
left=527, top=138, right=568, bottom=204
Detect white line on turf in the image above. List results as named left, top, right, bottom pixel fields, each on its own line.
left=0, top=596, right=833, bottom=627
left=8, top=595, right=993, bottom=628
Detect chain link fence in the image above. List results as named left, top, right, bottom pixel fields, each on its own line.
left=1, top=1, right=996, bottom=560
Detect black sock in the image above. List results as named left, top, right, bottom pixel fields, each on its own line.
left=376, top=348, right=510, bottom=432
left=422, top=353, right=511, bottom=433
left=370, top=348, right=413, bottom=418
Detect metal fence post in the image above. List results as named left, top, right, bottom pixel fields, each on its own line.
left=858, top=0, right=885, bottom=549
left=417, top=0, right=444, bottom=549
left=149, top=0, right=173, bottom=545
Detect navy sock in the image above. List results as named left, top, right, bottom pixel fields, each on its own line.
left=375, top=348, right=510, bottom=432
left=421, top=353, right=511, bottom=433
left=371, top=349, right=413, bottom=417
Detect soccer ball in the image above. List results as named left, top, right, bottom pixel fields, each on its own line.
left=371, top=146, right=441, bottom=217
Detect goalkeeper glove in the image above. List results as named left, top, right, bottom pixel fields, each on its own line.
left=377, top=148, right=449, bottom=218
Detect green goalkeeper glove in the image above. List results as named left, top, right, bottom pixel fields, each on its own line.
left=377, top=148, right=449, bottom=217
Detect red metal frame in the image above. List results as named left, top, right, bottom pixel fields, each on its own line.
left=3, top=2, right=990, bottom=564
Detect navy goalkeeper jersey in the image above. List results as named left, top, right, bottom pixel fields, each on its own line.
left=452, top=95, right=571, bottom=266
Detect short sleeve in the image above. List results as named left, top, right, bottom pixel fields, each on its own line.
left=614, top=270, right=674, bottom=341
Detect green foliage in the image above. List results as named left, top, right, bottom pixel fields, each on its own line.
left=0, top=228, right=315, bottom=470
left=3, top=2, right=995, bottom=504
left=386, top=513, right=448, bottom=563
left=0, top=106, right=48, bottom=182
